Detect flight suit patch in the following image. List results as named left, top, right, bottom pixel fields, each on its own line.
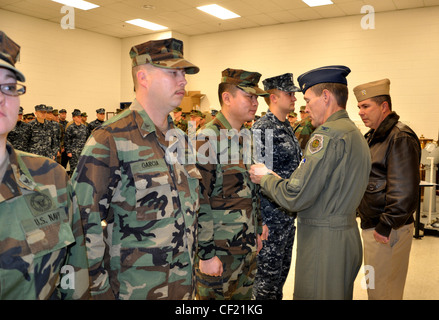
left=308, top=134, right=324, bottom=154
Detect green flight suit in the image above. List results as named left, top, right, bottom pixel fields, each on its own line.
left=260, top=110, right=371, bottom=300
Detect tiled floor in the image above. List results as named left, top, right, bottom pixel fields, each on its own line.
left=282, top=198, right=439, bottom=300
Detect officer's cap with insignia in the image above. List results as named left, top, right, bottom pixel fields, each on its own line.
left=297, top=65, right=351, bottom=94
left=34, top=104, right=47, bottom=111
left=96, top=108, right=105, bottom=114
left=72, top=109, right=81, bottom=116
left=130, top=38, right=199, bottom=74
left=221, top=68, right=269, bottom=96
left=263, top=73, right=300, bottom=92
left=0, top=31, right=25, bottom=82
left=353, top=78, right=390, bottom=102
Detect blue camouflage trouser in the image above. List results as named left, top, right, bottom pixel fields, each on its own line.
left=252, top=221, right=296, bottom=300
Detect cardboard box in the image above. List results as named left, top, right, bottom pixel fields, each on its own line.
left=180, top=91, right=205, bottom=112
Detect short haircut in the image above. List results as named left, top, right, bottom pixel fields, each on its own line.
left=218, top=82, right=239, bottom=106
left=310, top=83, right=349, bottom=109
left=370, top=94, right=392, bottom=111
left=263, top=89, right=280, bottom=106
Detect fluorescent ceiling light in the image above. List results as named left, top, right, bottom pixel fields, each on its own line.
left=302, top=0, right=334, bottom=7
left=51, top=0, right=99, bottom=10
left=197, top=4, right=240, bottom=20
left=125, top=19, right=168, bottom=31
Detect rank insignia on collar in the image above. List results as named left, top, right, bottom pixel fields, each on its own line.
left=308, top=134, right=324, bottom=154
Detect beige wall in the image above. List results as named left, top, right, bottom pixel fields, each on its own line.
left=187, top=6, right=439, bottom=138
left=1, top=6, right=438, bottom=139
left=0, top=9, right=121, bottom=120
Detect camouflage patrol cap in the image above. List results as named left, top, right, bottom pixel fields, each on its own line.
left=96, top=108, right=105, bottom=114
left=52, top=109, right=59, bottom=115
left=34, top=104, right=47, bottom=111
left=46, top=106, right=53, bottom=112
left=263, top=73, right=300, bottom=92
left=59, top=109, right=67, bottom=113
left=72, top=109, right=81, bottom=116
left=81, top=112, right=88, bottom=117
left=130, top=38, right=199, bottom=74
left=0, top=31, right=25, bottom=82
left=190, top=109, right=203, bottom=117
left=221, top=68, right=268, bottom=96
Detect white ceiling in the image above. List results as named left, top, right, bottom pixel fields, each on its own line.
left=2, top=0, right=439, bottom=38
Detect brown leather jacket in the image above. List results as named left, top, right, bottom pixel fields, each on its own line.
left=357, top=112, right=421, bottom=237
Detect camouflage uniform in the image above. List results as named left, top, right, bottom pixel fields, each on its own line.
left=65, top=122, right=88, bottom=174
left=72, top=99, right=201, bottom=300
left=174, top=117, right=188, bottom=132
left=87, top=119, right=104, bottom=134
left=294, top=118, right=315, bottom=151
left=251, top=109, right=302, bottom=300
left=195, top=111, right=263, bottom=300
left=25, top=118, right=56, bottom=159
left=195, top=69, right=267, bottom=300
left=59, top=113, right=69, bottom=168
left=49, top=120, right=62, bottom=158
left=0, top=143, right=90, bottom=299
left=7, top=120, right=29, bottom=152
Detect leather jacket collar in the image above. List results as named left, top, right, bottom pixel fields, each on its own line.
left=365, top=112, right=400, bottom=144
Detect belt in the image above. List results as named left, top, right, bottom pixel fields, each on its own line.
left=298, top=215, right=356, bottom=229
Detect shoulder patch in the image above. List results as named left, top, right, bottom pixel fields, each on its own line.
left=308, top=134, right=324, bottom=154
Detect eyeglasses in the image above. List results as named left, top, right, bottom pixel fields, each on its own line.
left=0, top=83, right=26, bottom=96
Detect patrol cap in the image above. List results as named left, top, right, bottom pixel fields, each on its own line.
left=96, top=108, right=105, bottom=114
left=130, top=38, right=199, bottom=74
left=59, top=109, right=67, bottom=113
left=173, top=107, right=182, bottom=112
left=52, top=109, right=59, bottom=115
left=81, top=112, right=88, bottom=117
left=221, top=68, right=268, bottom=96
left=35, top=104, right=46, bottom=111
left=263, top=73, right=300, bottom=92
left=190, top=109, right=203, bottom=117
left=72, top=109, right=81, bottom=116
left=353, top=78, right=391, bottom=102
left=0, top=31, right=25, bottom=82
left=46, top=106, right=53, bottom=112
left=288, top=111, right=297, bottom=117
left=297, top=65, right=351, bottom=94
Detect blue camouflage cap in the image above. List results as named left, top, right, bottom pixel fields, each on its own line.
left=297, top=65, right=351, bottom=94
left=263, top=73, right=300, bottom=92
left=34, top=104, right=47, bottom=111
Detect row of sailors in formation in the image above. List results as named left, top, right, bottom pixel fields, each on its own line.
left=7, top=105, right=106, bottom=174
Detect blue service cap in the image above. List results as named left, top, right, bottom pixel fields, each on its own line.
left=297, top=65, right=351, bottom=94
